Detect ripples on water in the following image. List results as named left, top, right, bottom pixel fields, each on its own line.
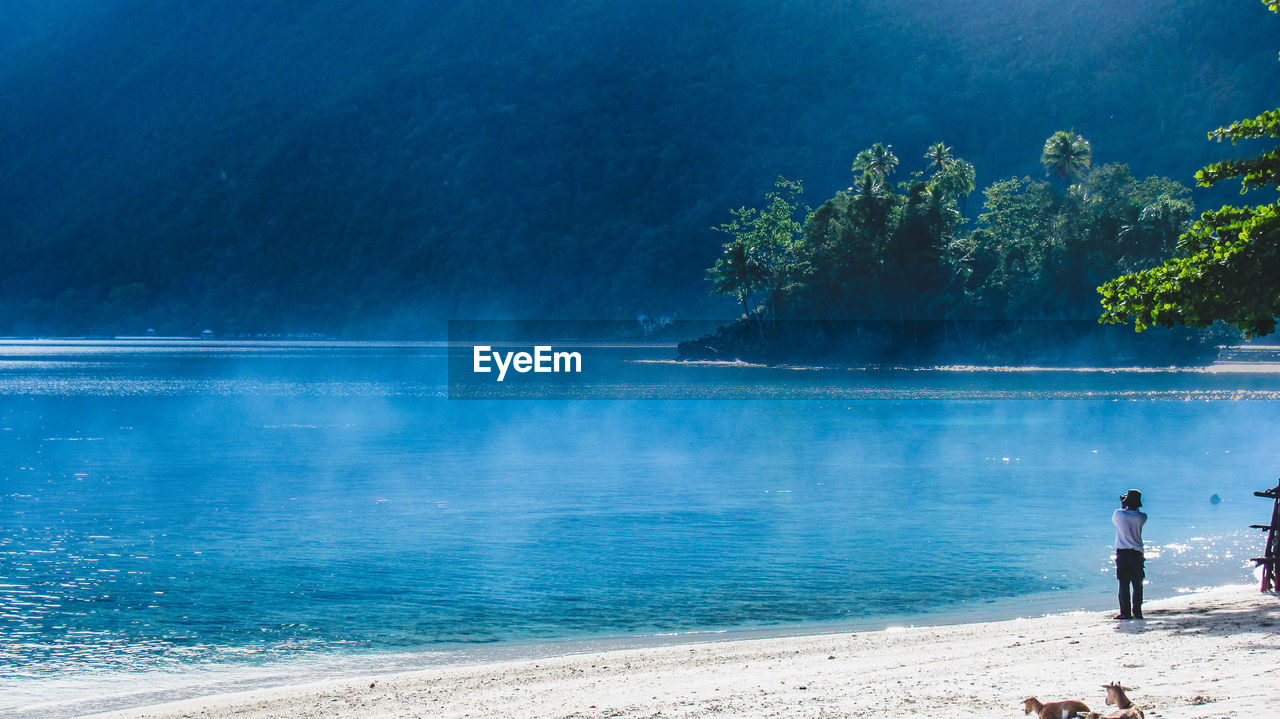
left=2, top=340, right=1279, bottom=717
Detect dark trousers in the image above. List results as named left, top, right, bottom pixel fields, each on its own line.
left=1116, top=549, right=1144, bottom=617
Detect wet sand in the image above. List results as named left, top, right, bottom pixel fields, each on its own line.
left=91, top=584, right=1279, bottom=719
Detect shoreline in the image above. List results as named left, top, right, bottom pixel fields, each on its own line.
left=10, top=584, right=1116, bottom=719
left=82, top=584, right=1279, bottom=719
left=16, top=577, right=1241, bottom=719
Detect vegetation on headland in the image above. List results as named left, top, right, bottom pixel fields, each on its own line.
left=683, top=0, right=1280, bottom=366
left=681, top=135, right=1234, bottom=365
left=1099, top=0, right=1280, bottom=339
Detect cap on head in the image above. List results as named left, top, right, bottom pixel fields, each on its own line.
left=1121, top=489, right=1142, bottom=508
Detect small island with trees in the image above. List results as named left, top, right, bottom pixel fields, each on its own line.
left=680, top=2, right=1280, bottom=367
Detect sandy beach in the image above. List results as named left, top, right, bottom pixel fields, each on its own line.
left=87, top=584, right=1278, bottom=719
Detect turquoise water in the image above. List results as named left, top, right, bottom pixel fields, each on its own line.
left=2, top=340, right=1278, bottom=717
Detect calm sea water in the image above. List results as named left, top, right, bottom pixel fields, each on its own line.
left=3, top=340, right=1279, bottom=717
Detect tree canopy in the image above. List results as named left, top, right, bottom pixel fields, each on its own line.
left=707, top=178, right=804, bottom=320
left=852, top=143, right=900, bottom=188
left=1099, top=1, right=1280, bottom=337
left=1041, top=131, right=1093, bottom=183
left=687, top=133, right=1225, bottom=364
left=711, top=135, right=1198, bottom=327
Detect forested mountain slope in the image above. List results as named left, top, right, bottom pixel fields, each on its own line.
left=1, top=0, right=1275, bottom=335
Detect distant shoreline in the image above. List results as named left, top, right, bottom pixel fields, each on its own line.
left=676, top=319, right=1239, bottom=369
left=86, top=585, right=1279, bottom=719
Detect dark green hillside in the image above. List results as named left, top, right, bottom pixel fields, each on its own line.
left=0, top=0, right=1276, bottom=336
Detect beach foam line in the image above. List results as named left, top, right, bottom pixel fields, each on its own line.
left=85, top=584, right=1279, bottom=719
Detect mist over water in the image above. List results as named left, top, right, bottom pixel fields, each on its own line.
left=2, top=341, right=1278, bottom=717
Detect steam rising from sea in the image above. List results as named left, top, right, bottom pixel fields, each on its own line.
left=2, top=340, right=1277, bottom=717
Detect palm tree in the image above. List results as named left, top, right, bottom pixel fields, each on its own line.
left=931, top=158, right=977, bottom=216
left=852, top=143, right=899, bottom=187
left=924, top=142, right=954, bottom=171
left=707, top=238, right=766, bottom=319
left=851, top=172, right=894, bottom=254
left=1041, top=131, right=1092, bottom=183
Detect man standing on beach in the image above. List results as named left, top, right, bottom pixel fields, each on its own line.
left=1113, top=489, right=1147, bottom=620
